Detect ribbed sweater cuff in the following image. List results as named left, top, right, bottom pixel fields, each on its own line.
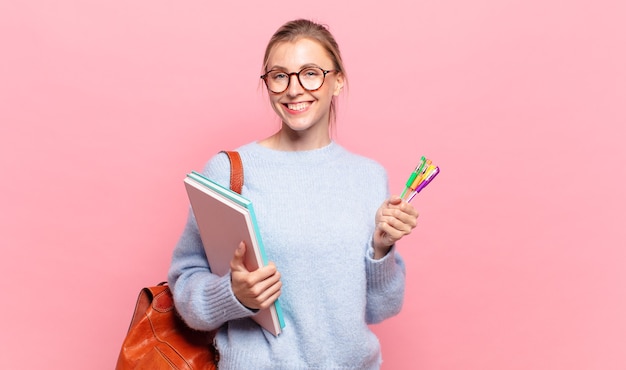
left=365, top=245, right=400, bottom=289
left=202, top=273, right=255, bottom=323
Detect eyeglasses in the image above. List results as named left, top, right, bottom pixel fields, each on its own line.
left=260, top=67, right=336, bottom=94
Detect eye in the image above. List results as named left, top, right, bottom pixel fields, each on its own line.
left=301, top=68, right=322, bottom=78
left=270, top=71, right=288, bottom=80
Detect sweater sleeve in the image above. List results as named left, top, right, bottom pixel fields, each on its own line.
left=364, top=243, right=406, bottom=324
left=167, top=153, right=255, bottom=331
left=363, top=163, right=407, bottom=324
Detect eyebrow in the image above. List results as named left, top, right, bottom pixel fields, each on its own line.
left=266, top=63, right=326, bottom=72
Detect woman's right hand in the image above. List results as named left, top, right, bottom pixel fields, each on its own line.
left=230, top=241, right=282, bottom=310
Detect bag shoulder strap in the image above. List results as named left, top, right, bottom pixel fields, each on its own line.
left=221, top=150, right=243, bottom=194
left=127, top=284, right=169, bottom=332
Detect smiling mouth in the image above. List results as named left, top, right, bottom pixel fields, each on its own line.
left=285, top=102, right=311, bottom=111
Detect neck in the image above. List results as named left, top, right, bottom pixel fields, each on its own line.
left=259, top=125, right=331, bottom=151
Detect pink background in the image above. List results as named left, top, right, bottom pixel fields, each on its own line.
left=1, top=1, right=625, bottom=369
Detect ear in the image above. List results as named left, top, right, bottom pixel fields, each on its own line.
left=332, top=72, right=345, bottom=96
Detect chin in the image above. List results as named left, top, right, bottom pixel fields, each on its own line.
left=281, top=115, right=313, bottom=130
left=285, top=123, right=315, bottom=132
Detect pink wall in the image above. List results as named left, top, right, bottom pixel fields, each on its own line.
left=1, top=1, right=625, bottom=369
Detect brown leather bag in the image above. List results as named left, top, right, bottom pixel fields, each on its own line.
left=116, top=151, right=243, bottom=369
left=115, top=283, right=218, bottom=370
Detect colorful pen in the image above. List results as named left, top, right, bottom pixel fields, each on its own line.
left=408, top=159, right=431, bottom=193
left=414, top=166, right=439, bottom=194
left=401, top=158, right=440, bottom=203
left=400, top=156, right=426, bottom=199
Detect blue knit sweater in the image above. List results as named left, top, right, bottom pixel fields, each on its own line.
left=168, top=141, right=406, bottom=369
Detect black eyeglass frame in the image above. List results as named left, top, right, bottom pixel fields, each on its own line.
left=260, top=67, right=337, bottom=94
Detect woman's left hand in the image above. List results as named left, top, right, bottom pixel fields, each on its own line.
left=372, top=195, right=418, bottom=259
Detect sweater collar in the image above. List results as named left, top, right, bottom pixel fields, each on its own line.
left=249, top=141, right=345, bottom=165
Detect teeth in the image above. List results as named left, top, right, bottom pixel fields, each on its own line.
left=287, top=102, right=308, bottom=111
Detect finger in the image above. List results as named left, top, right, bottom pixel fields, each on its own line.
left=403, top=202, right=419, bottom=217
left=234, top=269, right=281, bottom=309
left=258, top=285, right=282, bottom=310
left=384, top=199, right=419, bottom=216
left=377, top=220, right=403, bottom=238
left=383, top=202, right=419, bottom=223
left=377, top=216, right=414, bottom=240
left=234, top=262, right=279, bottom=289
left=377, top=222, right=407, bottom=245
left=388, top=195, right=403, bottom=206
left=254, top=279, right=282, bottom=309
left=249, top=266, right=280, bottom=290
left=379, top=210, right=417, bottom=231
left=230, top=241, right=249, bottom=273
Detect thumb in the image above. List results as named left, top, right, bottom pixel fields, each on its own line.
left=230, top=241, right=248, bottom=272
left=388, top=195, right=403, bottom=205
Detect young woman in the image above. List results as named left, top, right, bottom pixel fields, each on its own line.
left=168, top=19, right=418, bottom=369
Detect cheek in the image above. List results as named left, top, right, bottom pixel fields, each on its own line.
left=269, top=96, right=283, bottom=109
left=319, top=88, right=337, bottom=102
left=323, top=81, right=341, bottom=98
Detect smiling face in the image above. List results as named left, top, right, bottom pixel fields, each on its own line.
left=265, top=38, right=344, bottom=144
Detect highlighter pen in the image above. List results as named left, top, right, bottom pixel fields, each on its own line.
left=400, top=156, right=426, bottom=199
left=409, top=159, right=432, bottom=192
left=407, top=166, right=440, bottom=202
left=420, top=164, right=437, bottom=186
left=410, top=166, right=440, bottom=199
left=400, top=169, right=418, bottom=200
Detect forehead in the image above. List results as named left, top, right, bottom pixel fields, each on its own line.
left=266, top=38, right=333, bottom=70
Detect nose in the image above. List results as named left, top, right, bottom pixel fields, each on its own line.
left=285, top=73, right=304, bottom=97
